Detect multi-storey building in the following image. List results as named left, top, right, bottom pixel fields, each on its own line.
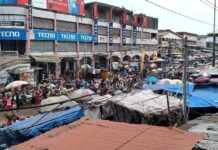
left=158, top=29, right=182, bottom=57
left=176, top=32, right=198, bottom=49
left=197, top=35, right=207, bottom=50
left=206, top=32, right=218, bottom=51
left=0, top=1, right=158, bottom=76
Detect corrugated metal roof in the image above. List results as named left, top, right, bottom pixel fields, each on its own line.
left=13, top=118, right=204, bottom=150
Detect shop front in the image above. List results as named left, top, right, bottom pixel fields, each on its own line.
left=0, top=28, right=26, bottom=55
left=94, top=55, right=108, bottom=69
left=31, top=55, right=61, bottom=81
left=60, top=58, right=76, bottom=74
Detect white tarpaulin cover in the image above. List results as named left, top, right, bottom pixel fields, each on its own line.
left=109, top=90, right=181, bottom=114
left=40, top=95, right=78, bottom=112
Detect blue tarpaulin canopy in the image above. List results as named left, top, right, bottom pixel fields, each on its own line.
left=141, top=83, right=218, bottom=108
left=0, top=106, right=84, bottom=147
left=144, top=76, right=159, bottom=84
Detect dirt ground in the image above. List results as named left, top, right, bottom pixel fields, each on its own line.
left=0, top=108, right=39, bottom=126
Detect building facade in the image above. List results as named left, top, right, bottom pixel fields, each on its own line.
left=0, top=1, right=158, bottom=75
left=158, top=30, right=182, bottom=57
left=176, top=32, right=198, bottom=49
left=197, top=35, right=207, bottom=50
left=206, top=33, right=218, bottom=52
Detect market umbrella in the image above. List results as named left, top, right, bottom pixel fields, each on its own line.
left=194, top=76, right=210, bottom=83
left=0, top=70, right=9, bottom=78
left=5, top=81, right=29, bottom=90
left=81, top=64, right=91, bottom=69
left=47, top=83, right=56, bottom=89
left=68, top=88, right=95, bottom=103
left=145, top=76, right=159, bottom=84
left=40, top=95, right=78, bottom=113
left=124, top=65, right=129, bottom=69
left=150, top=63, right=158, bottom=69
left=130, top=63, right=138, bottom=67
left=156, top=79, right=174, bottom=85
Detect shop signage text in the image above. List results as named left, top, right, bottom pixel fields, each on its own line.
left=93, top=19, right=98, bottom=45
left=0, top=28, right=26, bottom=40
left=133, top=26, right=137, bottom=46
left=35, top=30, right=56, bottom=40
left=109, top=22, right=113, bottom=46
left=34, top=30, right=93, bottom=42
left=57, top=32, right=77, bottom=41
left=122, top=24, right=126, bottom=46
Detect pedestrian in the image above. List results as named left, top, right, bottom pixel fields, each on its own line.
left=15, top=89, right=22, bottom=108
left=6, top=93, right=12, bottom=109
left=2, top=92, right=7, bottom=108
left=34, top=88, right=41, bottom=105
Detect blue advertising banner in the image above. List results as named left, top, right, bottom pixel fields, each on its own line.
left=34, top=30, right=93, bottom=42
left=109, top=22, right=113, bottom=46
left=77, top=33, right=93, bottom=42
left=0, top=28, right=26, bottom=40
left=122, top=24, right=126, bottom=46
left=35, top=30, right=56, bottom=41
left=57, top=32, right=77, bottom=41
left=0, top=0, right=16, bottom=5
left=93, top=19, right=98, bottom=45
left=133, top=26, right=137, bottom=46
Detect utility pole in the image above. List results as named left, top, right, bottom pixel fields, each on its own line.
left=212, top=0, right=216, bottom=67
left=183, top=37, right=188, bottom=124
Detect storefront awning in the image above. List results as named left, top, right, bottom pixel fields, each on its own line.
left=32, top=55, right=61, bottom=63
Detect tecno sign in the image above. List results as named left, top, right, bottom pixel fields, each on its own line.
left=35, top=30, right=56, bottom=40
left=0, top=29, right=26, bottom=40
left=0, top=31, right=20, bottom=37
left=34, top=30, right=93, bottom=42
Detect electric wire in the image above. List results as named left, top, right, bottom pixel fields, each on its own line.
left=200, top=0, right=215, bottom=9
left=144, top=0, right=216, bottom=26
left=205, top=0, right=215, bottom=6
left=0, top=94, right=114, bottom=138
left=200, top=0, right=218, bottom=11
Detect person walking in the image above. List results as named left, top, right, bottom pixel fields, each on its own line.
left=34, top=88, right=41, bottom=105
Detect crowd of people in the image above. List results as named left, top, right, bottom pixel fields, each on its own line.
left=0, top=66, right=144, bottom=126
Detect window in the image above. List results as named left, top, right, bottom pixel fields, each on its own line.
left=33, top=17, right=54, bottom=30
left=57, top=42, right=77, bottom=52
left=57, top=21, right=76, bottom=32
left=31, top=41, right=54, bottom=52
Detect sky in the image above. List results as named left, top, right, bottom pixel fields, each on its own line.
left=85, top=0, right=217, bottom=35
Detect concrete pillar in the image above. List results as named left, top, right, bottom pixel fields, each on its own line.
left=55, top=63, right=61, bottom=79
left=26, top=8, right=31, bottom=56
left=120, top=24, right=123, bottom=62
left=54, top=13, right=57, bottom=55
left=76, top=17, right=80, bottom=70
left=92, top=20, right=95, bottom=68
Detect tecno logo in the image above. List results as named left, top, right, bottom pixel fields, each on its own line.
left=0, top=31, right=20, bottom=37
left=37, top=32, right=56, bottom=39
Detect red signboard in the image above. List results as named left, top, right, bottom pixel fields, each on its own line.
left=1, top=0, right=85, bottom=16
left=143, top=16, right=147, bottom=28
left=17, top=0, right=28, bottom=5
left=109, top=8, right=113, bottom=21
left=133, top=14, right=138, bottom=26
left=47, top=0, right=69, bottom=13
left=122, top=11, right=127, bottom=25
left=77, top=0, right=85, bottom=16
left=93, top=2, right=98, bottom=19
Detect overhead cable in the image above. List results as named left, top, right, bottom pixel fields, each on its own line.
left=144, top=0, right=216, bottom=26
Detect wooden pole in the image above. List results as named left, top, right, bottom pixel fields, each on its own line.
left=166, top=93, right=172, bottom=126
